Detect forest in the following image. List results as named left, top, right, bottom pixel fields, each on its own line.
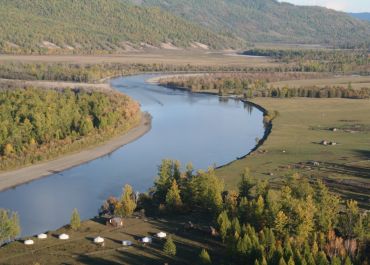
left=0, top=87, right=140, bottom=170
left=128, top=0, right=370, bottom=46
left=99, top=160, right=369, bottom=265
left=159, top=73, right=370, bottom=99
left=0, top=0, right=241, bottom=54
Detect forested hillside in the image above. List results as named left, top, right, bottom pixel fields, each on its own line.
left=0, top=0, right=242, bottom=54
left=129, top=0, right=370, bottom=46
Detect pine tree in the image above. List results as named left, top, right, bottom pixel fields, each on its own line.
left=70, top=208, right=81, bottom=231
left=344, top=256, right=352, bottom=265
left=316, top=251, right=329, bottom=265
left=274, top=211, right=288, bottom=239
left=239, top=167, right=255, bottom=198
left=199, top=249, right=212, bottom=264
left=163, top=236, right=176, bottom=256
left=288, top=257, right=296, bottom=265
left=165, top=179, right=182, bottom=211
left=231, top=217, right=241, bottom=236
left=279, top=257, right=288, bottom=265
left=122, top=184, right=137, bottom=216
left=330, top=256, right=341, bottom=265
left=217, top=210, right=231, bottom=242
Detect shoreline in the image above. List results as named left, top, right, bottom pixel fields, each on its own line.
left=0, top=112, right=152, bottom=192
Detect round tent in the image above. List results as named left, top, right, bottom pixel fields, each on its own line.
left=24, top=239, right=34, bottom=245
left=94, top=236, right=104, bottom=244
left=156, top=232, right=167, bottom=238
left=59, top=234, right=70, bottom=240
left=37, top=233, right=47, bottom=239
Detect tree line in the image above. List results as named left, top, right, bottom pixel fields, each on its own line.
left=243, top=49, right=370, bottom=74
left=159, top=74, right=370, bottom=99
left=0, top=87, right=140, bottom=170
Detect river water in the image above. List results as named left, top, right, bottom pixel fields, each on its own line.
left=0, top=74, right=265, bottom=237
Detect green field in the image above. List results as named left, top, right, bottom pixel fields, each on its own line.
left=217, top=98, right=370, bottom=207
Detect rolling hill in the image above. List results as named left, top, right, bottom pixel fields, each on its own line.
left=0, top=0, right=243, bottom=54
left=128, top=0, right=370, bottom=45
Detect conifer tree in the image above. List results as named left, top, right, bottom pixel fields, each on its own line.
left=344, top=256, right=352, bottom=265
left=165, top=179, right=183, bottom=211
left=70, top=208, right=81, bottom=231
left=199, top=249, right=212, bottom=264
left=122, top=184, right=137, bottom=216
left=217, top=210, right=231, bottom=242
left=163, top=236, right=176, bottom=256
left=316, top=251, right=329, bottom=265
left=279, top=257, right=288, bottom=265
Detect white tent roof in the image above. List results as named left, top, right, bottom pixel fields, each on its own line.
left=94, top=236, right=104, bottom=243
left=37, top=233, right=47, bottom=239
left=24, top=239, right=34, bottom=245
left=122, top=240, right=132, bottom=246
left=59, top=233, right=70, bottom=240
left=142, top=237, right=152, bottom=243
left=156, top=232, right=167, bottom=238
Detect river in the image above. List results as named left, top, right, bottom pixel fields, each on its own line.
left=0, top=74, right=265, bottom=237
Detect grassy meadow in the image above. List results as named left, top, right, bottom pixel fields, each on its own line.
left=0, top=214, right=223, bottom=265
left=217, top=98, right=370, bottom=207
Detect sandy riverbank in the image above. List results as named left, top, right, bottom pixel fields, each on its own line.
left=146, top=73, right=205, bottom=84
left=0, top=113, right=151, bottom=192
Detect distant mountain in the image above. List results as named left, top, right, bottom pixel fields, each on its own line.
left=349, top=13, right=370, bottom=22
left=128, top=0, right=370, bottom=45
left=0, top=0, right=242, bottom=54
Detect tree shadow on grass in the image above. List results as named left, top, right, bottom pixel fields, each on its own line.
left=318, top=162, right=370, bottom=180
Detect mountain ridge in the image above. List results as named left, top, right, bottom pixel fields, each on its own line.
left=128, top=0, right=370, bottom=46
left=0, top=0, right=243, bottom=54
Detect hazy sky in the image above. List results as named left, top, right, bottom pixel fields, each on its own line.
left=279, top=0, right=370, bottom=12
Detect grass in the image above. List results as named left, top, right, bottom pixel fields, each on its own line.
left=0, top=214, right=223, bottom=265
left=269, top=75, right=370, bottom=89
left=216, top=98, right=370, bottom=208
left=0, top=50, right=277, bottom=67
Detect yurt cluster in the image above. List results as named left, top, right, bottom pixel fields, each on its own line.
left=23, top=217, right=168, bottom=248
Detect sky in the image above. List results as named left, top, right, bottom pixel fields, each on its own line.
left=279, top=0, right=370, bottom=12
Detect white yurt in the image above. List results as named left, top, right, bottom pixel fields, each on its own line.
left=94, top=236, right=104, bottom=244
left=24, top=239, right=34, bottom=245
left=156, top=232, right=167, bottom=238
left=37, top=233, right=47, bottom=239
left=141, top=236, right=152, bottom=243
left=59, top=233, right=70, bottom=240
left=122, top=240, right=132, bottom=246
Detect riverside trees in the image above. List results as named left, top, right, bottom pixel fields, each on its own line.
left=0, top=87, right=140, bottom=170
left=0, top=209, right=20, bottom=245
